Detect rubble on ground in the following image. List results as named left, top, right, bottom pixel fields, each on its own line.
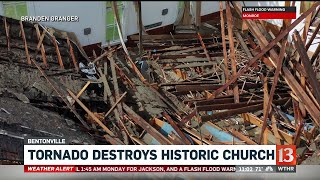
left=0, top=1, right=320, bottom=165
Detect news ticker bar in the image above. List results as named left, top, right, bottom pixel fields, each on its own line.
left=24, top=165, right=296, bottom=173
left=242, top=6, right=296, bottom=19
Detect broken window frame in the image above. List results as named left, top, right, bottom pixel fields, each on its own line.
left=2, top=1, right=28, bottom=20
left=104, top=1, right=126, bottom=47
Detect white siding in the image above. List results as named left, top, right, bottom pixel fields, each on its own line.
left=201, top=1, right=222, bottom=16
left=0, top=1, right=317, bottom=53
left=28, top=1, right=105, bottom=46
left=126, top=1, right=179, bottom=35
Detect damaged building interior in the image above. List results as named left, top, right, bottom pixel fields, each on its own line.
left=0, top=1, right=320, bottom=165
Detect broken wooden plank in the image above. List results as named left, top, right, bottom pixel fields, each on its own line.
left=157, top=57, right=222, bottom=64
left=3, top=17, right=10, bottom=51
left=293, top=30, right=320, bottom=105
left=220, top=1, right=230, bottom=82
left=162, top=112, right=192, bottom=145
left=163, top=62, right=219, bottom=69
left=197, top=99, right=269, bottom=111
left=137, top=1, right=143, bottom=55
left=259, top=40, right=287, bottom=144
left=242, top=113, right=294, bottom=144
left=178, top=109, right=197, bottom=127
left=112, top=1, right=146, bottom=82
left=67, top=89, right=121, bottom=142
left=310, top=43, right=320, bottom=65
left=228, top=128, right=257, bottom=145
left=156, top=53, right=224, bottom=59
left=67, top=36, right=79, bottom=71
left=201, top=98, right=289, bottom=122
left=104, top=91, right=127, bottom=118
left=51, top=35, right=64, bottom=69
left=34, top=24, right=47, bottom=67
left=302, top=3, right=314, bottom=44
left=164, top=43, right=226, bottom=55
left=70, top=81, right=91, bottom=106
left=293, top=99, right=303, bottom=146
left=122, top=103, right=172, bottom=145
left=104, top=134, right=125, bottom=145
left=271, top=114, right=282, bottom=145
left=197, top=32, right=212, bottom=62
left=306, top=22, right=320, bottom=50
left=19, top=21, right=31, bottom=65
left=29, top=32, right=90, bottom=130
left=97, top=67, right=125, bottom=134
left=208, top=1, right=320, bottom=99
left=195, top=1, right=201, bottom=27
left=114, top=63, right=137, bottom=91
left=129, top=34, right=214, bottom=41
left=235, top=31, right=253, bottom=58
left=226, top=1, right=239, bottom=103
left=109, top=56, right=123, bottom=116
left=282, top=67, right=320, bottom=126
left=232, top=1, right=279, bottom=63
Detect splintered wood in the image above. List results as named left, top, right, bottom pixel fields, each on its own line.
left=1, top=1, right=320, bottom=166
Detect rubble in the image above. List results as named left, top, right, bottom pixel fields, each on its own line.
left=1, top=1, right=320, bottom=165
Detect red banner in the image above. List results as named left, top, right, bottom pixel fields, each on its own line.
left=242, top=12, right=296, bottom=19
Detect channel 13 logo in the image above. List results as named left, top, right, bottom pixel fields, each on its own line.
left=276, top=145, right=296, bottom=165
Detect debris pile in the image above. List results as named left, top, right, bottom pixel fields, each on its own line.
left=0, top=1, right=320, bottom=165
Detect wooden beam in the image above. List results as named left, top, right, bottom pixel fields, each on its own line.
left=67, top=89, right=118, bottom=139
left=96, top=67, right=124, bottom=135
left=310, top=43, right=320, bottom=65
left=201, top=98, right=289, bottom=122
left=70, top=81, right=91, bottom=106
left=220, top=2, right=230, bottom=83
left=195, top=1, right=202, bottom=27
left=34, top=24, right=47, bottom=67
left=178, top=109, right=197, bottom=127
left=293, top=30, right=320, bottom=105
left=233, top=2, right=279, bottom=63
left=163, top=112, right=192, bottom=145
left=226, top=1, right=239, bottom=103
left=262, top=76, right=269, bottom=145
left=137, top=1, right=143, bottom=56
left=242, top=113, right=294, bottom=144
left=293, top=99, right=303, bottom=146
left=271, top=114, right=282, bottom=145
left=306, top=22, right=320, bottom=50
left=228, top=128, right=257, bottom=145
left=123, top=103, right=172, bottom=145
left=197, top=32, right=212, bottom=62
left=283, top=67, right=320, bottom=126
left=208, top=1, right=320, bottom=99
left=112, top=1, right=146, bottom=82
left=51, top=35, right=64, bottom=69
left=302, top=2, right=314, bottom=44
left=19, top=21, right=31, bottom=65
left=66, top=36, right=79, bottom=72
left=104, top=92, right=127, bottom=118
left=29, top=34, right=90, bottom=130
left=259, top=40, right=287, bottom=144
left=3, top=17, right=10, bottom=51
left=109, top=56, right=123, bottom=116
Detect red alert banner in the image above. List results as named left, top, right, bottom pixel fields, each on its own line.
left=242, top=6, right=296, bottom=19
left=24, top=165, right=236, bottom=173
left=242, top=12, right=296, bottom=19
